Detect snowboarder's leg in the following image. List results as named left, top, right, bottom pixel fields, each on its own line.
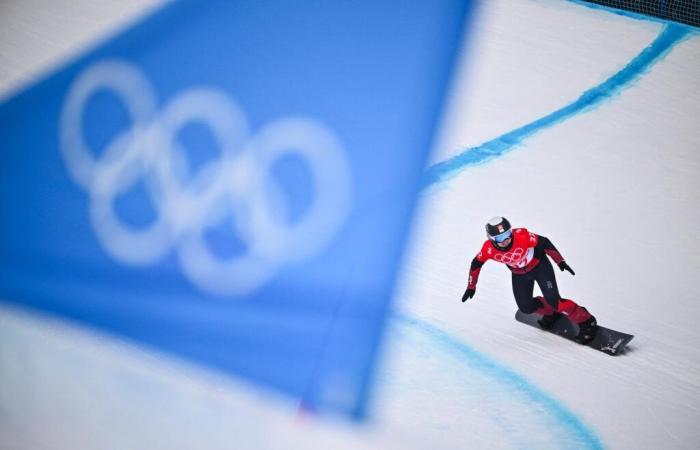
left=526, top=259, right=564, bottom=329
left=534, top=258, right=597, bottom=341
left=533, top=297, right=563, bottom=329
left=532, top=258, right=562, bottom=310
left=557, top=299, right=593, bottom=324
left=559, top=300, right=597, bottom=342
left=511, top=273, right=538, bottom=313
left=512, top=273, right=562, bottom=329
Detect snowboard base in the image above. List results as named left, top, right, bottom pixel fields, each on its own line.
left=515, top=310, right=634, bottom=356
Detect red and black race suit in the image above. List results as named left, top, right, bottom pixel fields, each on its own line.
left=467, top=228, right=564, bottom=289
left=466, top=228, right=592, bottom=324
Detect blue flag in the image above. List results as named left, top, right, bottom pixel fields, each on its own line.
left=0, top=0, right=472, bottom=418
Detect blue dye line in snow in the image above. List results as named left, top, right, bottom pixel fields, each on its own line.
left=396, top=313, right=604, bottom=450
left=421, top=24, right=690, bottom=188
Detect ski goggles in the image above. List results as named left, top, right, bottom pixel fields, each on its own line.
left=490, top=229, right=512, bottom=243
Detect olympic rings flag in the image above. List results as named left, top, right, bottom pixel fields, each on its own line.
left=0, top=1, right=473, bottom=419
left=59, top=59, right=353, bottom=297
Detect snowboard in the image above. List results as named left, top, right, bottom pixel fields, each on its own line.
left=515, top=310, right=634, bottom=356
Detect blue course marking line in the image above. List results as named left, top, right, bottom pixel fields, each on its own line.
left=421, top=24, right=691, bottom=188
left=396, top=313, right=604, bottom=450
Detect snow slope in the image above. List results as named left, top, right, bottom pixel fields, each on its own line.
left=1, top=1, right=699, bottom=449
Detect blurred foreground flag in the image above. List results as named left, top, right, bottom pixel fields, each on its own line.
left=0, top=1, right=473, bottom=418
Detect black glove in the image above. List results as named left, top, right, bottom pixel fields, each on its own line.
left=558, top=261, right=575, bottom=276
left=462, top=287, right=476, bottom=302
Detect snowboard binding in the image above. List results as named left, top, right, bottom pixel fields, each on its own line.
left=537, top=312, right=564, bottom=330
left=574, top=316, right=598, bottom=343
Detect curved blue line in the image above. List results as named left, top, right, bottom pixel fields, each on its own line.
left=396, top=313, right=604, bottom=450
left=422, top=24, right=690, bottom=188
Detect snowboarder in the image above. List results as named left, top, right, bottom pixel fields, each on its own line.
left=462, top=216, right=597, bottom=342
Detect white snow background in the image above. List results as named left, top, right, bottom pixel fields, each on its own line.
left=1, top=1, right=699, bottom=449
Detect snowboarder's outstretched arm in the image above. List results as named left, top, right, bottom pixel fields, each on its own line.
left=462, top=252, right=487, bottom=302
left=536, top=235, right=575, bottom=275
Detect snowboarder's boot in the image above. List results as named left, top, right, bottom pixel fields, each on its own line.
left=575, top=316, right=597, bottom=343
left=538, top=312, right=564, bottom=330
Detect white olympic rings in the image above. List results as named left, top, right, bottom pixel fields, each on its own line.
left=493, top=247, right=525, bottom=265
left=59, top=59, right=353, bottom=297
